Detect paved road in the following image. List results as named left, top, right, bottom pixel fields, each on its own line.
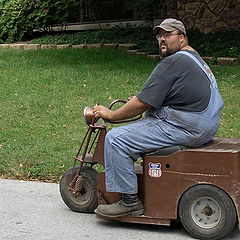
left=0, top=178, right=239, bottom=240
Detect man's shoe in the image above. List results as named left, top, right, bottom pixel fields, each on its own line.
left=95, top=194, right=144, bottom=218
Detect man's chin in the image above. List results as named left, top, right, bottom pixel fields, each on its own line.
left=160, top=49, right=176, bottom=58
left=160, top=51, right=169, bottom=58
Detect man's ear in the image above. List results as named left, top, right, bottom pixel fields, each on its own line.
left=179, top=34, right=186, bottom=44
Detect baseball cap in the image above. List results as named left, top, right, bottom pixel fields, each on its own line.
left=153, top=18, right=186, bottom=35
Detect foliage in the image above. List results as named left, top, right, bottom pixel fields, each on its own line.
left=187, top=30, right=240, bottom=59
left=30, top=25, right=158, bottom=54
left=31, top=26, right=240, bottom=58
left=134, top=0, right=167, bottom=23
left=0, top=0, right=79, bottom=42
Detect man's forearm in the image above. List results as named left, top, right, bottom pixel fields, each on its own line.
left=111, top=96, right=151, bottom=121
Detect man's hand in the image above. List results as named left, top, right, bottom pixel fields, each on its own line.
left=92, top=96, right=151, bottom=122
left=92, top=105, right=113, bottom=122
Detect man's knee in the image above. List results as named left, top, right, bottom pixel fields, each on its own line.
left=105, top=128, right=118, bottom=144
left=105, top=127, right=129, bottom=150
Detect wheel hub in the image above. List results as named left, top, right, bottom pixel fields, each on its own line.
left=69, top=178, right=93, bottom=205
left=191, top=197, right=221, bottom=229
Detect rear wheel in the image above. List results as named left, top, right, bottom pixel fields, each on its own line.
left=60, top=166, right=98, bottom=213
left=179, top=185, right=237, bottom=240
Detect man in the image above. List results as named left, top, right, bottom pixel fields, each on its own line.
left=93, top=18, right=224, bottom=217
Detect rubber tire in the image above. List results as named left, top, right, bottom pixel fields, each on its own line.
left=60, top=166, right=98, bottom=213
left=179, top=184, right=237, bottom=240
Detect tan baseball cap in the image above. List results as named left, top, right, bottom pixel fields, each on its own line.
left=153, top=18, right=186, bottom=35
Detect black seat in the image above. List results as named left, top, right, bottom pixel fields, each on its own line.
left=144, top=145, right=185, bottom=156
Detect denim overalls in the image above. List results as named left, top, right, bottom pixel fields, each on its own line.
left=104, top=51, right=224, bottom=194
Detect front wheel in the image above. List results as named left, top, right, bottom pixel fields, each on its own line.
left=60, top=166, right=98, bottom=213
left=179, top=184, right=237, bottom=240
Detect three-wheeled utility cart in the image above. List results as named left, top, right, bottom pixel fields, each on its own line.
left=60, top=100, right=240, bottom=240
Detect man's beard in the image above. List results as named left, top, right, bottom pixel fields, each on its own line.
left=160, top=46, right=176, bottom=58
left=160, top=50, right=170, bottom=58
left=159, top=42, right=177, bottom=57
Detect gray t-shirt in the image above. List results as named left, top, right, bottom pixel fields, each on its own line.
left=137, top=50, right=211, bottom=112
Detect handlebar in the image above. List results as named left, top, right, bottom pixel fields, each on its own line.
left=83, top=99, right=142, bottom=126
left=107, top=99, right=142, bottom=124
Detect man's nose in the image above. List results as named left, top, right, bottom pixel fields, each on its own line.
left=160, top=34, right=166, bottom=41
left=160, top=38, right=165, bottom=44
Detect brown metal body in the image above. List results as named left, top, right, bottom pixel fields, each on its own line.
left=73, top=119, right=240, bottom=226
left=93, top=133, right=240, bottom=226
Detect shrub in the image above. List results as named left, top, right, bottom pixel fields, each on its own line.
left=188, top=30, right=240, bottom=59
left=31, top=26, right=240, bottom=58
left=0, top=0, right=79, bottom=42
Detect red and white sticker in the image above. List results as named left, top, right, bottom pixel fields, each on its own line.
left=148, top=162, right=162, bottom=178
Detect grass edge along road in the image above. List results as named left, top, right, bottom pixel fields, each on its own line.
left=0, top=48, right=239, bottom=182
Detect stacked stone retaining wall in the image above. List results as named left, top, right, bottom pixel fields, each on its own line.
left=166, top=0, right=240, bottom=33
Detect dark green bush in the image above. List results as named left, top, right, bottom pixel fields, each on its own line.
left=188, top=30, right=240, bottom=58
left=31, top=25, right=158, bottom=53
left=31, top=26, right=240, bottom=58
left=0, top=0, right=79, bottom=42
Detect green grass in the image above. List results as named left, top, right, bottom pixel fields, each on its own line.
left=0, top=48, right=239, bottom=182
left=212, top=65, right=240, bottom=138
left=0, top=48, right=155, bottom=181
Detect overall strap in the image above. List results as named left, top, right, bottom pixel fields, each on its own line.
left=176, top=51, right=215, bottom=85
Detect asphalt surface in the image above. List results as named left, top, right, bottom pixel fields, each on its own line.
left=0, top=178, right=239, bottom=240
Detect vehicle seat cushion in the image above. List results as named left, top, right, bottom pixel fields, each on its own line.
left=144, top=146, right=186, bottom=156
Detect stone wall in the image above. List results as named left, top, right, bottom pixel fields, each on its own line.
left=166, top=0, right=240, bottom=33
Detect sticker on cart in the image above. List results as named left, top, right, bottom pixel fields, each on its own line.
left=148, top=162, right=162, bottom=178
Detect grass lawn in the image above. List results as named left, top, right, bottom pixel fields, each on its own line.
left=0, top=48, right=239, bottom=182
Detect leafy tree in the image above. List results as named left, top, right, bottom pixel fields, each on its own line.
left=135, top=0, right=167, bottom=23
left=0, top=0, right=79, bottom=42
